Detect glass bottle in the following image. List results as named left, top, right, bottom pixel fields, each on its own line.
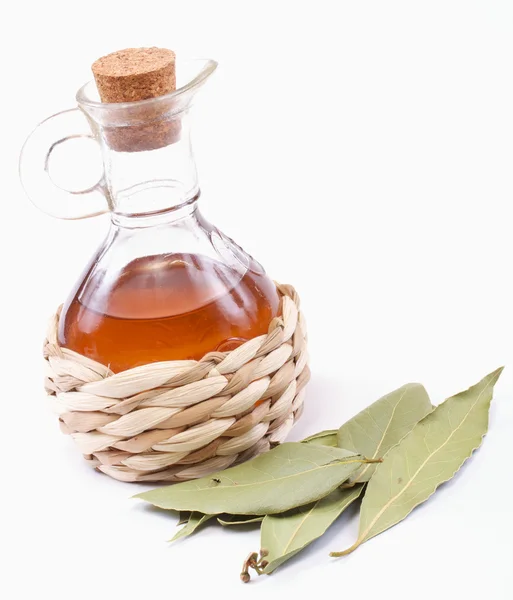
left=20, top=58, right=280, bottom=373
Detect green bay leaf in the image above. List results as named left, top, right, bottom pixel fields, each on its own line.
left=331, top=367, right=503, bottom=556
left=262, top=484, right=363, bottom=573
left=302, top=429, right=338, bottom=447
left=337, top=382, right=432, bottom=482
left=217, top=515, right=264, bottom=526
left=169, top=512, right=213, bottom=542
left=135, top=443, right=366, bottom=515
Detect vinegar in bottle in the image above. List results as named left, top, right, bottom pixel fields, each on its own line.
left=59, top=250, right=280, bottom=373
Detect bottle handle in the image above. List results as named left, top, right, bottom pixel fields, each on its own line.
left=19, top=108, right=110, bottom=219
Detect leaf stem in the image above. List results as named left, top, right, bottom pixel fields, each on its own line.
left=329, top=539, right=361, bottom=557
left=240, top=549, right=269, bottom=583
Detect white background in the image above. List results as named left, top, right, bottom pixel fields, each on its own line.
left=2, top=1, right=512, bottom=598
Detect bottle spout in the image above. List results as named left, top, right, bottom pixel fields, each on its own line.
left=76, top=57, right=217, bottom=153
left=76, top=58, right=218, bottom=132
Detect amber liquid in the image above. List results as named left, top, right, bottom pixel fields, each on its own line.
left=58, top=253, right=280, bottom=373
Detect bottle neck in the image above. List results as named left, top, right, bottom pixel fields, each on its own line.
left=102, top=110, right=199, bottom=218
left=110, top=193, right=200, bottom=228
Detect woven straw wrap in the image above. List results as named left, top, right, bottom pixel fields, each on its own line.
left=44, top=284, right=309, bottom=483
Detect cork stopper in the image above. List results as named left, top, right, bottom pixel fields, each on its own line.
left=92, top=48, right=176, bottom=102
left=91, top=47, right=179, bottom=151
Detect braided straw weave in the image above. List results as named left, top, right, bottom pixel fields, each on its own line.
left=43, top=284, right=309, bottom=483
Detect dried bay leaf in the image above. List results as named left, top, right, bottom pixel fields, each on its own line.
left=169, top=512, right=213, bottom=542
left=337, top=383, right=432, bottom=482
left=261, top=484, right=363, bottom=573
left=135, top=443, right=368, bottom=515
left=302, top=429, right=338, bottom=447
left=331, top=368, right=503, bottom=556
left=217, top=515, right=264, bottom=526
